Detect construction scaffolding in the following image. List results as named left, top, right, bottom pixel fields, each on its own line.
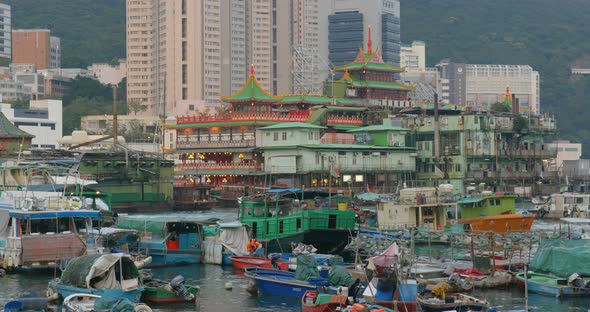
left=291, top=45, right=332, bottom=95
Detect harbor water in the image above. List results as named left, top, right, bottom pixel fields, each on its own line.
left=2, top=209, right=590, bottom=311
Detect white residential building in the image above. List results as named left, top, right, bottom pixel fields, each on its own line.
left=50, top=36, right=61, bottom=69
left=437, top=61, right=540, bottom=113
left=400, top=41, right=425, bottom=72
left=0, top=3, right=11, bottom=59
left=0, top=99, right=62, bottom=149
left=88, top=59, right=127, bottom=85
left=547, top=140, right=582, bottom=172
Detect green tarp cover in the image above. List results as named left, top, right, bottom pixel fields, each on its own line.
left=203, top=226, right=220, bottom=237
left=60, top=254, right=139, bottom=288
left=94, top=296, right=135, bottom=312
left=295, top=255, right=319, bottom=281
left=117, top=218, right=166, bottom=237
left=530, top=239, right=590, bottom=277
left=328, top=266, right=353, bottom=287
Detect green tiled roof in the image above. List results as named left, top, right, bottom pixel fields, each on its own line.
left=347, top=125, right=409, bottom=132
left=280, top=95, right=332, bottom=104
left=333, top=49, right=404, bottom=73
left=221, top=73, right=278, bottom=102
left=259, top=122, right=326, bottom=130
left=349, top=79, right=415, bottom=91
left=0, top=112, right=34, bottom=138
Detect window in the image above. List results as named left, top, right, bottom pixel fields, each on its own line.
left=282, top=132, right=287, bottom=140
left=273, top=132, right=278, bottom=141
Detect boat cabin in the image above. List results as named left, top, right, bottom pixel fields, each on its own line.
left=0, top=204, right=101, bottom=269
left=457, top=195, right=516, bottom=219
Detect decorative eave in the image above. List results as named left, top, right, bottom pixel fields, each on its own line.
left=220, top=65, right=279, bottom=103
left=334, top=48, right=404, bottom=73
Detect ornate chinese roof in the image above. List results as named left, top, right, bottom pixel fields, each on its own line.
left=220, top=65, right=278, bottom=103
left=0, top=112, right=34, bottom=139
left=333, top=49, right=404, bottom=73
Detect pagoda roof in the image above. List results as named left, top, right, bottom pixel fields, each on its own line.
left=0, top=112, right=34, bottom=139
left=348, top=78, right=415, bottom=91
left=334, top=48, right=404, bottom=73
left=221, top=67, right=278, bottom=102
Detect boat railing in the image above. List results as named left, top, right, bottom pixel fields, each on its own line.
left=8, top=194, right=95, bottom=211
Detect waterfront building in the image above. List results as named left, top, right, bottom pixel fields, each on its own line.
left=166, top=39, right=414, bottom=190
left=399, top=100, right=557, bottom=193
left=319, top=0, right=401, bottom=66
left=0, top=3, right=11, bottom=59
left=12, top=29, right=59, bottom=70
left=0, top=78, right=30, bottom=101
left=0, top=99, right=61, bottom=149
left=436, top=60, right=540, bottom=113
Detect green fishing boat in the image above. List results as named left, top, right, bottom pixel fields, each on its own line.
left=142, top=276, right=199, bottom=303
left=78, top=151, right=175, bottom=213
left=239, top=188, right=355, bottom=254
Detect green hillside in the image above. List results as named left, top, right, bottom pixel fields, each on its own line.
left=402, top=0, right=590, bottom=156
left=5, top=0, right=125, bottom=67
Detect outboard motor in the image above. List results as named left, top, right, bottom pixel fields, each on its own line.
left=568, top=273, right=585, bottom=288
left=169, top=275, right=193, bottom=301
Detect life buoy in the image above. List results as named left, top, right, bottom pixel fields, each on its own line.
left=134, top=303, right=153, bottom=312
left=536, top=208, right=546, bottom=219
left=68, top=197, right=81, bottom=210
left=563, top=210, right=570, bottom=217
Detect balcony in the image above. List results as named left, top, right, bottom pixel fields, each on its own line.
left=177, top=162, right=262, bottom=172
left=326, top=115, right=363, bottom=126
left=176, top=133, right=255, bottom=149
left=176, top=112, right=310, bottom=125
left=507, top=149, right=556, bottom=159
left=296, top=163, right=415, bottom=173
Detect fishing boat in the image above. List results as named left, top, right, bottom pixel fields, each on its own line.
left=173, top=180, right=215, bottom=211
left=417, top=293, right=490, bottom=312
left=142, top=275, right=199, bottom=303
left=229, top=256, right=272, bottom=269
left=301, top=290, right=418, bottom=312
left=47, top=253, right=144, bottom=303
left=515, top=272, right=590, bottom=298
left=457, top=193, right=535, bottom=233
left=0, top=194, right=103, bottom=270
left=211, top=185, right=249, bottom=208
left=116, top=218, right=207, bottom=266
left=239, top=188, right=355, bottom=254
left=244, top=267, right=326, bottom=298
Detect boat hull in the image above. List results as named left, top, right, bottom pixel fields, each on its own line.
left=303, top=229, right=353, bottom=254
left=143, top=286, right=199, bottom=303
left=229, top=256, right=272, bottom=269
left=516, top=273, right=590, bottom=298
left=244, top=267, right=318, bottom=298
left=417, top=294, right=489, bottom=312
left=49, top=281, right=144, bottom=304
left=461, top=213, right=535, bottom=233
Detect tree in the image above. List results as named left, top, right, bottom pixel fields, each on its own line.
left=128, top=101, right=148, bottom=116
left=490, top=102, right=511, bottom=113
left=6, top=96, right=31, bottom=109
left=513, top=115, right=529, bottom=134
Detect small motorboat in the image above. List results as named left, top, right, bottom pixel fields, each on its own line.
left=244, top=267, right=327, bottom=298
left=63, top=293, right=100, bottom=312
left=47, top=254, right=144, bottom=304
left=142, top=275, right=199, bottom=303
left=62, top=293, right=153, bottom=312
left=229, top=256, right=272, bottom=269
left=417, top=293, right=489, bottom=312
left=515, top=272, right=590, bottom=298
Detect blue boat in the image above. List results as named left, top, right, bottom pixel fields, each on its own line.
left=244, top=267, right=326, bottom=298
left=515, top=272, right=590, bottom=298
left=47, top=254, right=144, bottom=303
left=117, top=218, right=207, bottom=266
